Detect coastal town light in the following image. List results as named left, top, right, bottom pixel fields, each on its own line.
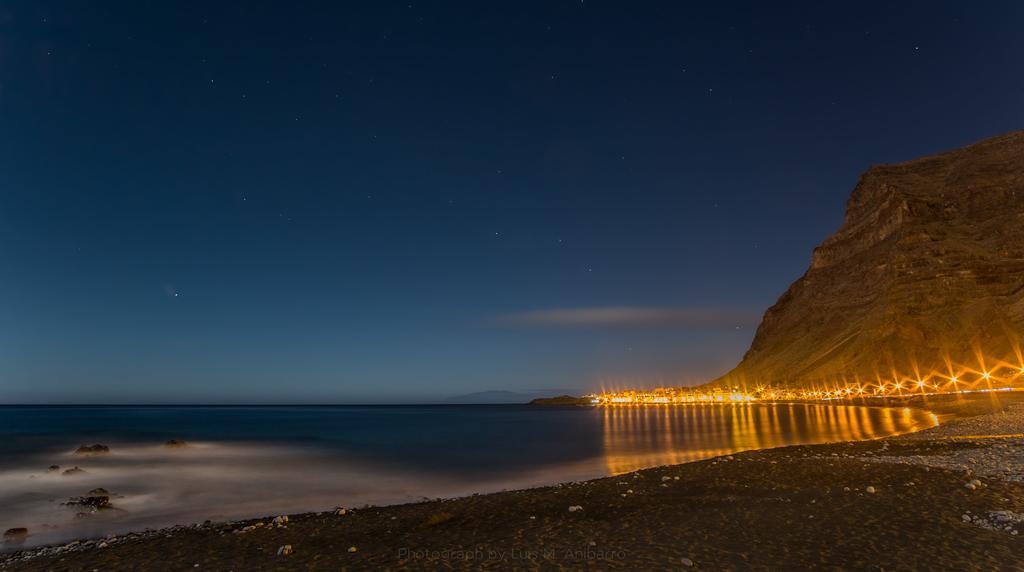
left=590, top=352, right=1024, bottom=406
left=591, top=382, right=1023, bottom=406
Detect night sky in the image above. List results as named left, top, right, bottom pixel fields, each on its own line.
left=2, top=2, right=1022, bottom=403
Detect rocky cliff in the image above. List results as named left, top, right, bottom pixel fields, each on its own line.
left=713, top=131, right=1024, bottom=389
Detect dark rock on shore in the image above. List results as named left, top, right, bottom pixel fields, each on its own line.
left=61, top=466, right=86, bottom=476
left=164, top=439, right=188, bottom=448
left=2, top=528, right=27, bottom=539
left=46, top=465, right=59, bottom=472
left=74, top=444, right=110, bottom=455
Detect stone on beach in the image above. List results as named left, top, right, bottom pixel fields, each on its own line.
left=276, top=544, right=293, bottom=556
left=865, top=486, right=876, bottom=494
left=568, top=505, right=583, bottom=512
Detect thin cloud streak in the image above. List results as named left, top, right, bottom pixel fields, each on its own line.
left=497, top=306, right=762, bottom=329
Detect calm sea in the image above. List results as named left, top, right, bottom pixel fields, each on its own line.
left=0, top=403, right=936, bottom=549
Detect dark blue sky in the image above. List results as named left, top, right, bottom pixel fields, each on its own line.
left=2, top=1, right=1022, bottom=403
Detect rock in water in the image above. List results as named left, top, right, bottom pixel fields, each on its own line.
left=711, top=131, right=1024, bottom=388
left=74, top=444, right=110, bottom=455
left=164, top=439, right=188, bottom=448
left=3, top=528, right=28, bottom=539
left=65, top=496, right=112, bottom=510
left=62, top=466, right=87, bottom=476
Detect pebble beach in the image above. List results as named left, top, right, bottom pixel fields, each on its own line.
left=3, top=394, right=1023, bottom=571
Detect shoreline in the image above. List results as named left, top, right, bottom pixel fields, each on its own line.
left=4, top=395, right=1023, bottom=570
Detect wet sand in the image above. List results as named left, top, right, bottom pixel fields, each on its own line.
left=4, top=394, right=1023, bottom=570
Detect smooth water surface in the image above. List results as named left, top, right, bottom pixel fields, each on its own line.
left=0, top=403, right=936, bottom=548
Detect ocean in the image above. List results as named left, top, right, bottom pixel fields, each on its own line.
left=0, top=403, right=936, bottom=549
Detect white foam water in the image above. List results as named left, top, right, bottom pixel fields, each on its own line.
left=0, top=403, right=937, bottom=550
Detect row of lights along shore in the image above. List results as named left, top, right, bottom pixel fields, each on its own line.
left=589, top=361, right=1024, bottom=405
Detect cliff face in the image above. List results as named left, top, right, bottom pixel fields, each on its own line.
left=714, top=131, right=1024, bottom=389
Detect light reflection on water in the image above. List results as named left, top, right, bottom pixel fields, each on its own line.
left=0, top=404, right=937, bottom=549
left=600, top=404, right=937, bottom=474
